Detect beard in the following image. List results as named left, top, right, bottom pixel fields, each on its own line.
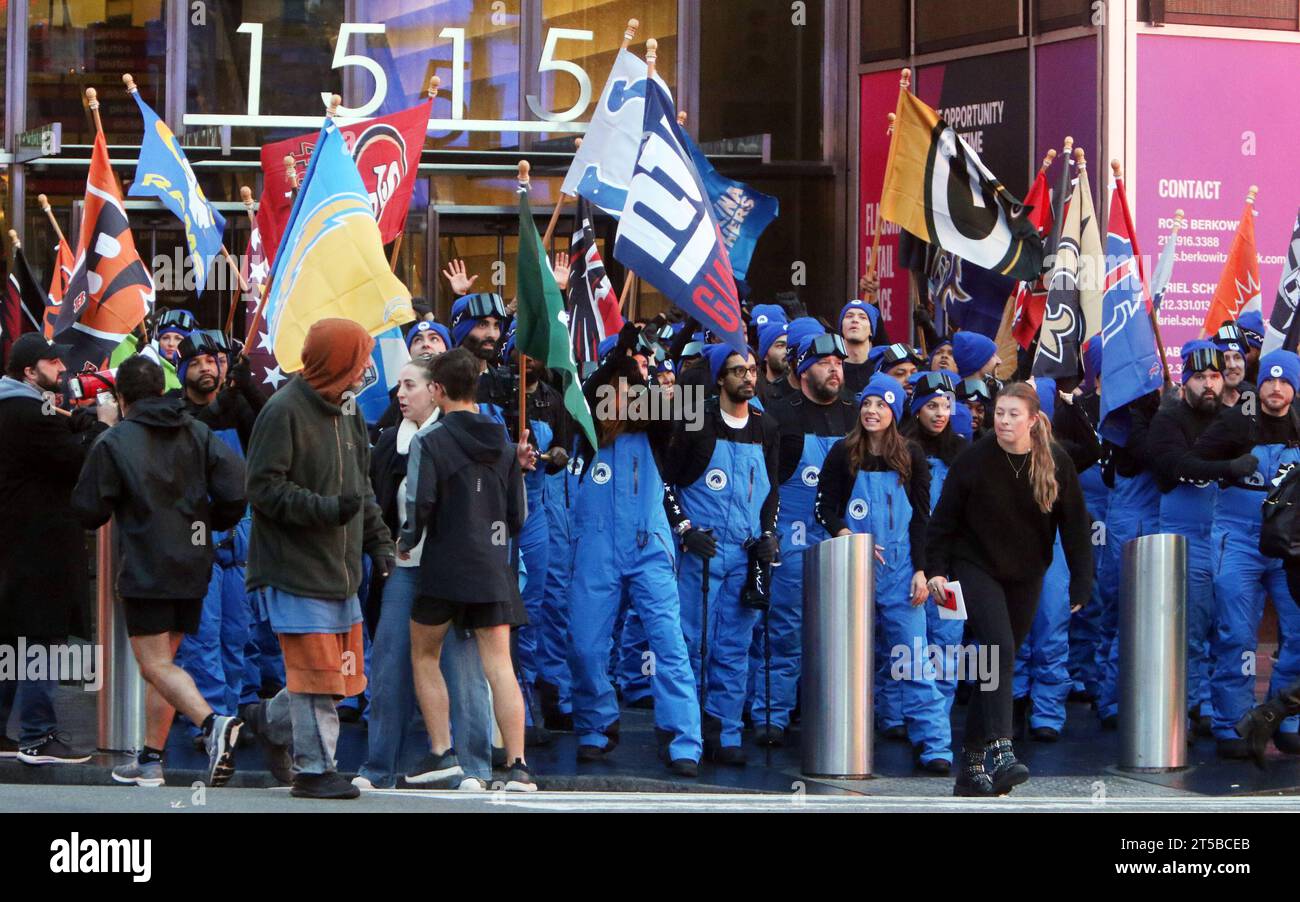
left=724, top=382, right=756, bottom=404
left=1192, top=389, right=1222, bottom=414
left=767, top=355, right=789, bottom=378
left=187, top=373, right=219, bottom=395
left=463, top=334, right=497, bottom=362
left=808, top=373, right=841, bottom=403
left=35, top=370, right=62, bottom=394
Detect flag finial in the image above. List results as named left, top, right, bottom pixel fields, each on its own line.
left=37, top=194, right=50, bottom=211
left=887, top=112, right=896, bottom=135
left=122, top=73, right=138, bottom=95
left=900, top=69, right=911, bottom=91
left=622, top=19, right=639, bottom=49
left=327, top=94, right=342, bottom=119
left=677, top=110, right=687, bottom=127
left=1111, top=159, right=1123, bottom=179
left=1248, top=185, right=1259, bottom=204
left=240, top=185, right=254, bottom=209
left=518, top=160, right=530, bottom=185
left=283, top=155, right=299, bottom=189
left=1063, top=136, right=1074, bottom=158
left=574, top=137, right=583, bottom=151
left=1175, top=208, right=1185, bottom=224
left=1074, top=146, right=1086, bottom=172
left=427, top=75, right=440, bottom=100
left=646, top=38, right=658, bottom=78
left=7, top=229, right=19, bottom=250
left=1040, top=148, right=1056, bottom=172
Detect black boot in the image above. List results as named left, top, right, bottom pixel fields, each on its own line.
left=1235, top=689, right=1300, bottom=768
left=987, top=738, right=1029, bottom=795
left=952, top=747, right=994, bottom=797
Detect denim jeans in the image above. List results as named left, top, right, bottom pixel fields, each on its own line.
left=358, top=567, right=493, bottom=785
left=0, top=639, right=60, bottom=745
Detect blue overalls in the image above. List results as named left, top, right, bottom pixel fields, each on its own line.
left=1209, top=440, right=1300, bottom=739
left=923, top=455, right=965, bottom=719
left=515, top=418, right=554, bottom=691
left=843, top=465, right=950, bottom=762
left=749, top=433, right=837, bottom=730
left=1159, top=472, right=1220, bottom=721
left=534, top=451, right=579, bottom=715
left=1069, top=464, right=1109, bottom=698
left=1097, top=470, right=1160, bottom=721
left=568, top=431, right=702, bottom=760
left=1012, top=534, right=1072, bottom=730
left=675, top=428, right=770, bottom=748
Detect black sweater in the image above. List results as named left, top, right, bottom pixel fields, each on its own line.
left=925, top=433, right=1093, bottom=609
left=814, top=438, right=930, bottom=571
left=1146, top=395, right=1226, bottom=492
left=1189, top=403, right=1300, bottom=482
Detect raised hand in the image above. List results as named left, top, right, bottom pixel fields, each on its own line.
left=442, top=258, right=480, bottom=296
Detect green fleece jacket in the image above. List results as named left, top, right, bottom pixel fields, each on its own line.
left=245, top=375, right=393, bottom=600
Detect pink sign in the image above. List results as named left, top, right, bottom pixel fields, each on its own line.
left=1135, top=33, right=1300, bottom=370
left=858, top=70, right=910, bottom=339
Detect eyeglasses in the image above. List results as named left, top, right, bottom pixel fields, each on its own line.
left=797, top=333, right=847, bottom=370
left=724, top=364, right=759, bottom=379
left=158, top=309, right=197, bottom=332
left=1184, top=347, right=1226, bottom=375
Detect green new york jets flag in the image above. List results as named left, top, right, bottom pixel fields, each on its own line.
left=515, top=181, right=598, bottom=451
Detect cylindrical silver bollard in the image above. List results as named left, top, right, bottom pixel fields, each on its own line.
left=96, top=522, right=147, bottom=753
left=801, top=532, right=874, bottom=778
left=1118, top=533, right=1187, bottom=771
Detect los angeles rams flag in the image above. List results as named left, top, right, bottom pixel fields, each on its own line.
left=127, top=92, right=226, bottom=296
left=264, top=119, right=414, bottom=373
left=613, top=79, right=746, bottom=356
left=881, top=89, right=1044, bottom=282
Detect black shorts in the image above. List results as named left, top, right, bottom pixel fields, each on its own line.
left=411, top=596, right=519, bottom=630
left=122, top=597, right=203, bottom=638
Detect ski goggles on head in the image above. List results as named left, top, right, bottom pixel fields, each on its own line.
left=1183, top=346, right=1226, bottom=376
left=957, top=376, right=993, bottom=403
left=178, top=329, right=231, bottom=360
left=913, top=371, right=956, bottom=396
left=457, top=292, right=507, bottom=323
left=878, top=342, right=924, bottom=370
left=157, top=309, right=198, bottom=332
left=1213, top=322, right=1247, bottom=352
left=796, top=333, right=847, bottom=370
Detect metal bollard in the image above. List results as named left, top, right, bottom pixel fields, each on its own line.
left=1118, top=533, right=1188, bottom=771
left=801, top=532, right=874, bottom=779
left=96, top=522, right=147, bottom=753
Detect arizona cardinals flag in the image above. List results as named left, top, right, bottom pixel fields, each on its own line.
left=1201, top=188, right=1261, bottom=336
left=44, top=238, right=74, bottom=339
left=2, top=244, right=46, bottom=368
left=53, top=132, right=155, bottom=373
left=259, top=98, right=431, bottom=265
left=568, top=197, right=623, bottom=363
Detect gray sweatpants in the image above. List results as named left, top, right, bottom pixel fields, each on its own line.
left=264, top=689, right=339, bottom=775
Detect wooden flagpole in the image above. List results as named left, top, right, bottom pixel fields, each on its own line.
left=517, top=160, right=531, bottom=445
left=36, top=194, right=68, bottom=248
left=242, top=158, right=298, bottom=351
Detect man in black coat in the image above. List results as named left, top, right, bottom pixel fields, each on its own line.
left=0, top=333, right=114, bottom=764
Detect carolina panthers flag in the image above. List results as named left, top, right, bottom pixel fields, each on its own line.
left=1099, top=177, right=1163, bottom=445
left=613, top=79, right=746, bottom=356
left=881, top=89, right=1043, bottom=282
left=127, top=92, right=226, bottom=296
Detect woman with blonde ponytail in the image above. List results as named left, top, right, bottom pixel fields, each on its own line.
left=925, top=381, right=1093, bottom=797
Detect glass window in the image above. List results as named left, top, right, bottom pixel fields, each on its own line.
left=28, top=1, right=166, bottom=145
left=737, top=176, right=838, bottom=322
left=1035, top=0, right=1099, bottom=31
left=1150, top=0, right=1299, bottom=29
left=861, top=0, right=908, bottom=63
left=698, top=0, right=825, bottom=162
left=915, top=0, right=1020, bottom=53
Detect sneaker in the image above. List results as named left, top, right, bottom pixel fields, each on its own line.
left=543, top=711, right=574, bottom=732
left=458, top=776, right=488, bottom=791
left=0, top=736, right=18, bottom=758
left=405, top=749, right=465, bottom=788
left=291, top=771, right=360, bottom=799
left=112, top=758, right=165, bottom=787
left=880, top=725, right=908, bottom=743
left=240, top=701, right=293, bottom=785
left=17, top=732, right=91, bottom=765
left=203, top=715, right=242, bottom=787
left=351, top=775, right=375, bottom=791
left=504, top=759, right=538, bottom=792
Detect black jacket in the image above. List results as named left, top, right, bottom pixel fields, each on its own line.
left=404, top=410, right=526, bottom=606
left=71, top=395, right=247, bottom=600
left=1146, top=395, right=1225, bottom=492
left=0, top=377, right=108, bottom=638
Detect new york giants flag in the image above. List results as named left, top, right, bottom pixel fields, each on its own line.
left=1099, top=178, right=1163, bottom=445
left=613, top=80, right=746, bottom=355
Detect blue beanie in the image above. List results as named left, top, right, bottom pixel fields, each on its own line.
left=656, top=358, right=675, bottom=375
left=856, top=372, right=905, bottom=424
left=867, top=345, right=888, bottom=374
left=597, top=334, right=618, bottom=362
left=407, top=320, right=451, bottom=353
left=795, top=332, right=838, bottom=376
left=1238, top=310, right=1265, bottom=348
left=839, top=299, right=880, bottom=336
left=1179, top=339, right=1220, bottom=384
left=450, top=297, right=478, bottom=347
left=750, top=304, right=788, bottom=329
left=758, top=322, right=789, bottom=361
left=703, top=343, right=752, bottom=385
left=1034, top=376, right=1057, bottom=422
left=1258, top=350, right=1300, bottom=395
left=786, top=317, right=825, bottom=357
left=928, top=337, right=953, bottom=364
left=950, top=400, right=974, bottom=439
left=1212, top=322, right=1248, bottom=356
left=952, top=331, right=998, bottom=379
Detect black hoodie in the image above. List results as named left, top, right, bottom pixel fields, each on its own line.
left=71, top=395, right=247, bottom=600
left=403, top=409, right=526, bottom=606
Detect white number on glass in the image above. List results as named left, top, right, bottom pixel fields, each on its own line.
left=238, top=22, right=264, bottom=116
left=525, top=28, right=595, bottom=122
left=439, top=27, right=466, bottom=119
left=320, top=23, right=388, bottom=117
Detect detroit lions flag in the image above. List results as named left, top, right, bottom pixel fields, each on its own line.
left=613, top=79, right=746, bottom=356
left=1099, top=176, right=1163, bottom=445
left=128, top=92, right=226, bottom=296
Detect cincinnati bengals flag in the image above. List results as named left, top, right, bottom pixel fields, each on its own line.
left=44, top=238, right=74, bottom=339
left=53, top=132, right=155, bottom=373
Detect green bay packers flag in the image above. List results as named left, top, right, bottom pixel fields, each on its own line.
left=881, top=89, right=1044, bottom=283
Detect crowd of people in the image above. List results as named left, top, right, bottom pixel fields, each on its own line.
left=2, top=261, right=1299, bottom=799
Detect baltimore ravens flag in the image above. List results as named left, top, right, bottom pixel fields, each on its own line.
left=263, top=119, right=414, bottom=373
left=881, top=89, right=1044, bottom=283
left=127, top=91, right=226, bottom=296
left=54, top=132, right=154, bottom=373
left=613, top=79, right=746, bottom=356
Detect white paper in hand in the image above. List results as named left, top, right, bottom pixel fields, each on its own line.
left=935, top=581, right=968, bottom=621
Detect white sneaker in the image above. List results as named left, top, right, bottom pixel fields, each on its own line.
left=457, top=776, right=488, bottom=791
left=351, top=775, right=375, bottom=790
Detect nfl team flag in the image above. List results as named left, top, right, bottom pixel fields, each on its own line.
left=127, top=91, right=226, bottom=295
left=1263, top=210, right=1300, bottom=355
left=679, top=129, right=778, bottom=282
left=613, top=79, right=746, bottom=356
left=1201, top=189, right=1261, bottom=336
left=567, top=197, right=623, bottom=364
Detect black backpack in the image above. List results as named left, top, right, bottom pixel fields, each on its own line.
left=1259, top=462, right=1300, bottom=560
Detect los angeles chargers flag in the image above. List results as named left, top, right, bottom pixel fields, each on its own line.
left=127, top=91, right=226, bottom=296
left=264, top=119, right=414, bottom=373
left=1099, top=176, right=1163, bottom=445
left=679, top=129, right=778, bottom=282
left=613, top=79, right=746, bottom=356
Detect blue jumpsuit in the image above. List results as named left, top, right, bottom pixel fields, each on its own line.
left=1209, top=441, right=1300, bottom=739
left=568, top=431, right=702, bottom=760
left=515, top=419, right=554, bottom=691
left=1097, top=470, right=1160, bottom=721
left=749, top=434, right=837, bottom=729
left=1069, top=464, right=1109, bottom=698
left=675, top=429, right=770, bottom=748
left=1012, top=535, right=1072, bottom=731
left=1158, top=475, right=1219, bottom=720
left=534, top=454, right=578, bottom=715
left=844, top=467, right=951, bottom=762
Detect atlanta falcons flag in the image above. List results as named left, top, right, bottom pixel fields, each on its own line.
left=53, top=131, right=155, bottom=373
left=568, top=197, right=623, bottom=363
